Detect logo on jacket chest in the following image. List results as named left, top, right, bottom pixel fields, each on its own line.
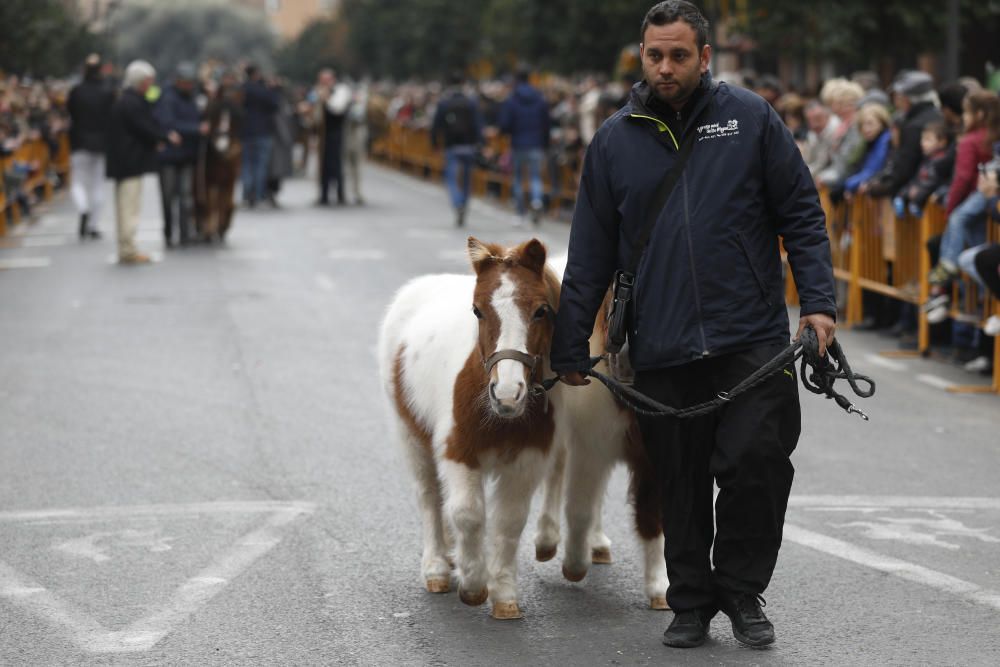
left=696, top=119, right=739, bottom=141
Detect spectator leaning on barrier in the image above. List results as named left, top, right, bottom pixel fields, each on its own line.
left=430, top=72, right=484, bottom=227
left=106, top=60, right=180, bottom=265
left=893, top=121, right=953, bottom=218
left=67, top=53, right=114, bottom=240
left=843, top=103, right=893, bottom=196
left=553, top=0, right=836, bottom=650
left=970, top=169, right=1000, bottom=337
left=154, top=62, right=208, bottom=247
left=867, top=71, right=943, bottom=199
left=928, top=91, right=1000, bottom=289
left=802, top=101, right=841, bottom=177
left=816, top=78, right=865, bottom=191
left=499, top=66, right=551, bottom=225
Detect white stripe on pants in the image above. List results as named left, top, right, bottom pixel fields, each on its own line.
left=70, top=150, right=106, bottom=228
left=115, top=177, right=143, bottom=260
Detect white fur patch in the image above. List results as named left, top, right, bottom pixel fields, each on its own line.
left=491, top=273, right=529, bottom=401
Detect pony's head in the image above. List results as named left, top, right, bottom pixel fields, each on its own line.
left=467, top=237, right=558, bottom=419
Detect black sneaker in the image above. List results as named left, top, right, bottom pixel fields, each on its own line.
left=718, top=591, right=775, bottom=647
left=662, top=607, right=716, bottom=648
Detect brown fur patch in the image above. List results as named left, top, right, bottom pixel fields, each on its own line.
left=392, top=346, right=432, bottom=451
left=445, top=240, right=561, bottom=468
left=624, top=418, right=663, bottom=540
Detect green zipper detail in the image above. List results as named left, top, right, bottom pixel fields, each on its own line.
left=629, top=113, right=679, bottom=149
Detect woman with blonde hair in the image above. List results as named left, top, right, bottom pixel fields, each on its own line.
left=844, top=103, right=893, bottom=196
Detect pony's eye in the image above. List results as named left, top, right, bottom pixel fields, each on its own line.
left=533, top=305, right=550, bottom=321
left=472, top=306, right=484, bottom=319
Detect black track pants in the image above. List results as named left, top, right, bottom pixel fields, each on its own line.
left=634, top=342, right=801, bottom=612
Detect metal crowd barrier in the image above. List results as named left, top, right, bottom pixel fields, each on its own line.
left=1, top=133, right=70, bottom=235
left=818, top=188, right=998, bottom=394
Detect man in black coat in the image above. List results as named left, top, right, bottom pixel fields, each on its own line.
left=67, top=54, right=114, bottom=239
left=867, top=71, right=944, bottom=198
left=106, top=60, right=179, bottom=264
left=553, top=1, right=836, bottom=650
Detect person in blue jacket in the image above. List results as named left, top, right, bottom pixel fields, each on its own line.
left=154, top=62, right=208, bottom=246
left=240, top=64, right=279, bottom=207
left=843, top=103, right=893, bottom=196
left=552, top=0, right=837, bottom=650
left=498, top=66, right=551, bottom=225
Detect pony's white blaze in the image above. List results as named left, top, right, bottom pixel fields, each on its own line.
left=490, top=273, right=529, bottom=409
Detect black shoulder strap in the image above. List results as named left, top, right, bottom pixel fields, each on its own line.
left=624, top=127, right=697, bottom=276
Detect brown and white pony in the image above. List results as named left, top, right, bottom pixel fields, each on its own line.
left=378, top=239, right=668, bottom=619
left=378, top=238, right=560, bottom=620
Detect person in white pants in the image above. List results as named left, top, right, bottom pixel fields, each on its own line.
left=67, top=54, right=114, bottom=239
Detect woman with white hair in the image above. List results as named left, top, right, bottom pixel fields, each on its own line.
left=105, top=60, right=180, bottom=264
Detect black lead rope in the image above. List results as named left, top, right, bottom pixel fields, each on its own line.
left=541, top=327, right=876, bottom=421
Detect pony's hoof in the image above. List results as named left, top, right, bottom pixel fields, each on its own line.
left=562, top=564, right=587, bottom=582
left=491, top=601, right=523, bottom=620
left=459, top=586, right=488, bottom=606
left=535, top=544, right=557, bottom=562
left=425, top=577, right=450, bottom=594
left=591, top=546, right=612, bottom=564
left=650, top=596, right=670, bottom=610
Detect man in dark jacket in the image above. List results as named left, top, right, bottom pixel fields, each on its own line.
left=240, top=64, right=278, bottom=207
left=431, top=72, right=483, bottom=227
left=313, top=68, right=351, bottom=206
left=154, top=62, right=208, bottom=246
left=106, top=60, right=179, bottom=264
left=867, top=71, right=944, bottom=198
left=67, top=53, right=114, bottom=239
left=499, top=67, right=550, bottom=224
left=552, top=1, right=836, bottom=650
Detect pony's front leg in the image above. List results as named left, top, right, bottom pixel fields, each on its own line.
left=489, top=450, right=547, bottom=619
left=561, top=449, right=612, bottom=582
left=534, top=441, right=566, bottom=562
left=440, top=459, right=488, bottom=606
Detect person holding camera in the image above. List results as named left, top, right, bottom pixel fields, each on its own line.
left=552, top=1, right=836, bottom=650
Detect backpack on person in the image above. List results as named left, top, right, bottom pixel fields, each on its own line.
left=442, top=97, right=477, bottom=146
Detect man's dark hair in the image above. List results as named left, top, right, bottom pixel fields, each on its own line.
left=447, top=70, right=464, bottom=87
left=245, top=63, right=259, bottom=79
left=640, top=1, right=710, bottom=50
left=515, top=65, right=531, bottom=84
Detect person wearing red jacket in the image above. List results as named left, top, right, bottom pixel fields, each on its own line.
left=928, top=91, right=1000, bottom=287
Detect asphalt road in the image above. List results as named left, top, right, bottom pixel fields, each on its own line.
left=1, top=164, right=999, bottom=666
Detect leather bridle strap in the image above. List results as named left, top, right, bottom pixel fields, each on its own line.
left=483, top=349, right=540, bottom=380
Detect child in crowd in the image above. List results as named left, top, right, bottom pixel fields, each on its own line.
left=894, top=121, right=954, bottom=218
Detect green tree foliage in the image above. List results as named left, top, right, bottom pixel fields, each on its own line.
left=0, top=0, right=108, bottom=77
left=110, top=1, right=275, bottom=78
left=734, top=0, right=1000, bottom=73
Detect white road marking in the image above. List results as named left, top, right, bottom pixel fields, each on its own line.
left=329, top=249, right=386, bottom=260
left=788, top=495, right=1000, bottom=510
left=863, top=354, right=907, bottom=372
left=784, top=523, right=1000, bottom=612
left=217, top=250, right=272, bottom=261
left=21, top=236, right=70, bottom=247
left=916, top=373, right=955, bottom=391
left=0, top=501, right=315, bottom=653
left=314, top=273, right=335, bottom=291
left=0, top=257, right=52, bottom=269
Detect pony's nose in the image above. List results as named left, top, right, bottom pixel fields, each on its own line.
left=489, top=381, right=526, bottom=412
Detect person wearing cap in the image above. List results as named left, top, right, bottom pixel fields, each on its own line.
left=154, top=62, right=209, bottom=247
left=67, top=54, right=114, bottom=239
left=106, top=60, right=181, bottom=265
left=867, top=71, right=942, bottom=198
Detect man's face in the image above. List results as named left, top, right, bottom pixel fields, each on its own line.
left=318, top=72, right=334, bottom=88
left=806, top=106, right=828, bottom=134
left=640, top=21, right=710, bottom=109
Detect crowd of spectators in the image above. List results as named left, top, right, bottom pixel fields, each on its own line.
left=3, top=59, right=999, bottom=373
left=0, top=75, right=71, bottom=219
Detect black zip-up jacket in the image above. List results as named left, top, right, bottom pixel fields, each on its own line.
left=106, top=89, right=168, bottom=181
left=551, top=76, right=836, bottom=373
left=67, top=77, right=114, bottom=153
